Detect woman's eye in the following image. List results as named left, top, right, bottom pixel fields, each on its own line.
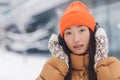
left=79, top=29, right=85, bottom=32
left=65, top=32, right=71, bottom=35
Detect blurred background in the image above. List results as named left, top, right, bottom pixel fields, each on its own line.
left=0, top=0, right=120, bottom=80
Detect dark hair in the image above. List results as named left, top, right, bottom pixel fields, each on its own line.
left=58, top=23, right=99, bottom=80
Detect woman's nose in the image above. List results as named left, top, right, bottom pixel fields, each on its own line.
left=73, top=34, right=80, bottom=43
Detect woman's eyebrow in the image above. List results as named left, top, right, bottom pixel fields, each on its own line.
left=77, top=26, right=80, bottom=28
left=66, top=27, right=72, bottom=30
left=77, top=25, right=82, bottom=28
left=77, top=26, right=86, bottom=29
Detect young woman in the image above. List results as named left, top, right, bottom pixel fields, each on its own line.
left=36, top=1, right=120, bottom=80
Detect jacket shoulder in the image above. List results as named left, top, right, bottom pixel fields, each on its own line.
left=36, top=56, right=68, bottom=80
left=96, top=57, right=120, bottom=80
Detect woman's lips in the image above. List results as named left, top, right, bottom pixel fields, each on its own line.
left=73, top=45, right=83, bottom=49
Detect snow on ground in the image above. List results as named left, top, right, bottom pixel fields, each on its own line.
left=0, top=47, right=49, bottom=80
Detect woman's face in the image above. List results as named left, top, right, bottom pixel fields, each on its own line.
left=64, top=25, right=90, bottom=55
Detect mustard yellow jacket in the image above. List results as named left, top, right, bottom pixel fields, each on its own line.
left=36, top=54, right=120, bottom=80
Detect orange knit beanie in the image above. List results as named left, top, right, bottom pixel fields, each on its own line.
left=60, top=1, right=95, bottom=37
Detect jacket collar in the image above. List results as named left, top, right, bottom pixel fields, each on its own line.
left=70, top=53, right=89, bottom=71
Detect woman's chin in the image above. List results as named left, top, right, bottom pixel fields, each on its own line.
left=72, top=50, right=86, bottom=55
